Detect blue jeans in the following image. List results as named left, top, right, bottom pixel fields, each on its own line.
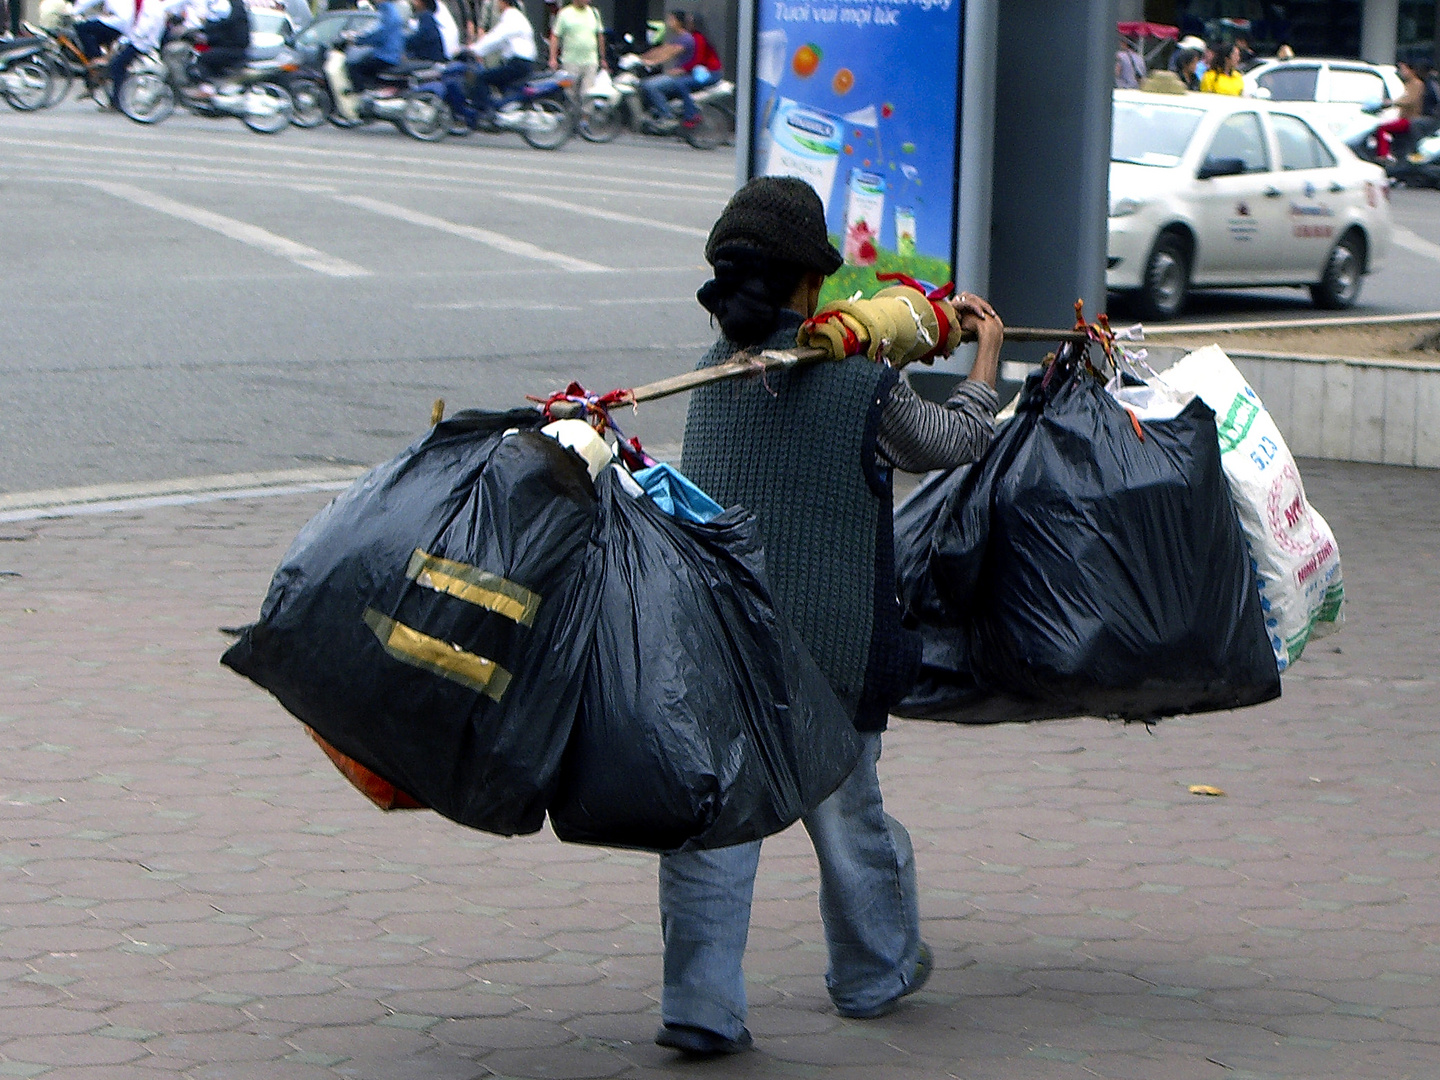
left=109, top=42, right=139, bottom=106
left=640, top=71, right=699, bottom=121
left=657, top=732, right=920, bottom=1036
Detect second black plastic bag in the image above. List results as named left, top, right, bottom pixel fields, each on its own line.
left=548, top=468, right=863, bottom=852
left=894, top=353, right=1281, bottom=724
left=222, top=411, right=601, bottom=836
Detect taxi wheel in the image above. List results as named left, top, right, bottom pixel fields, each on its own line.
left=1138, top=232, right=1189, bottom=321
left=1310, top=231, right=1364, bottom=310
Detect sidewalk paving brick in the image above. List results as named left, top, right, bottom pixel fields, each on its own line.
left=0, top=458, right=1437, bottom=1079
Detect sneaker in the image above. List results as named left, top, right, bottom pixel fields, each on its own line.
left=654, top=1024, right=753, bottom=1057
left=836, top=941, right=934, bottom=1019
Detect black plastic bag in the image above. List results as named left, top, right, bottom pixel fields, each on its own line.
left=548, top=468, right=863, bottom=852
left=894, top=357, right=1280, bottom=724
left=222, top=409, right=601, bottom=835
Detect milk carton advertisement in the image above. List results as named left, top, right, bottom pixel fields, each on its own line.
left=749, top=0, right=964, bottom=304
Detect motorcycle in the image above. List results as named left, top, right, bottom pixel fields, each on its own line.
left=117, top=45, right=294, bottom=133
left=245, top=44, right=329, bottom=128
left=420, top=62, right=575, bottom=149
left=323, top=48, right=451, bottom=142
left=0, top=33, right=56, bottom=110
left=578, top=52, right=728, bottom=149
left=1342, top=99, right=1440, bottom=186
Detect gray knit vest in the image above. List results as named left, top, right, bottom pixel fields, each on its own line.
left=681, top=316, right=894, bottom=723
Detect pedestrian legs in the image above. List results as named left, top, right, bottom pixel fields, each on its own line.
left=803, top=732, right=921, bottom=1017
left=657, top=840, right=761, bottom=1040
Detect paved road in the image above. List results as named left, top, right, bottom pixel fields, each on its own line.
left=2, top=100, right=1439, bottom=494
left=0, top=458, right=1437, bottom=1080
left=0, top=101, right=729, bottom=493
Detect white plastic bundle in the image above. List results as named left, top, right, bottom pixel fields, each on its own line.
left=1159, top=345, right=1343, bottom=671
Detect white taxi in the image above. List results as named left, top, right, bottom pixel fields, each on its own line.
left=1107, top=90, right=1392, bottom=319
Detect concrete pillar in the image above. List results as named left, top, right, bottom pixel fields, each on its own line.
left=1116, top=0, right=1144, bottom=23
left=1361, top=0, right=1399, bottom=64
left=987, top=0, right=1117, bottom=360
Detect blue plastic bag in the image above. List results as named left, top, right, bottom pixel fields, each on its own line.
left=633, top=463, right=723, bottom=524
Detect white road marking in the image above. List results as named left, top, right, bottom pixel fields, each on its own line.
left=1391, top=226, right=1440, bottom=264
left=0, top=466, right=367, bottom=522
left=0, top=135, right=730, bottom=198
left=335, top=194, right=608, bottom=273
left=417, top=296, right=695, bottom=312
left=86, top=180, right=371, bottom=278
left=497, top=191, right=710, bottom=238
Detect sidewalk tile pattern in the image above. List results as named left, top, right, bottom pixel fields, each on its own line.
left=0, top=459, right=1437, bottom=1079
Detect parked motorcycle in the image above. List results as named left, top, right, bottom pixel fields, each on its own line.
left=422, top=62, right=575, bottom=149
left=0, top=33, right=55, bottom=110
left=118, top=46, right=294, bottom=133
left=578, top=53, right=727, bottom=149
left=323, top=49, right=451, bottom=142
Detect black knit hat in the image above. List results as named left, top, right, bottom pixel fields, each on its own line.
left=705, top=176, right=843, bottom=275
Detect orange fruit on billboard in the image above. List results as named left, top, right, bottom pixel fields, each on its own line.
left=792, top=44, right=821, bottom=77
left=832, top=67, right=854, bottom=94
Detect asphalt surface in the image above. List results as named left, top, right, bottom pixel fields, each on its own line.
left=1, top=99, right=1439, bottom=494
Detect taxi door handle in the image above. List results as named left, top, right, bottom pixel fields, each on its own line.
left=1263, top=186, right=1282, bottom=197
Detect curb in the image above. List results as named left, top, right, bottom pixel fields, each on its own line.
left=0, top=468, right=367, bottom=524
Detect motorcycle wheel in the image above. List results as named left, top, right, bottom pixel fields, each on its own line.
left=3, top=58, right=56, bottom=111
left=399, top=90, right=450, bottom=142
left=242, top=81, right=293, bottom=134
left=682, top=103, right=724, bottom=151
left=117, top=70, right=175, bottom=124
left=521, top=97, right=573, bottom=150
left=41, top=52, right=73, bottom=107
left=578, top=98, right=622, bottom=143
left=288, top=78, right=330, bottom=128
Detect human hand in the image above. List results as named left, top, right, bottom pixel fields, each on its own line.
left=953, top=291, right=1002, bottom=387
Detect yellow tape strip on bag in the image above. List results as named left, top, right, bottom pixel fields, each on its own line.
left=363, top=608, right=513, bottom=702
left=405, top=549, right=541, bottom=627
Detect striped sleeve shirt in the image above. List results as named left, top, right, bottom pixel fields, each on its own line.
left=877, top=377, right=998, bottom=473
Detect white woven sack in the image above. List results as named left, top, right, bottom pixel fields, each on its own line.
left=1160, top=345, right=1343, bottom=671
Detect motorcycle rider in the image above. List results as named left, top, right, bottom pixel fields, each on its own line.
left=638, top=8, right=700, bottom=129
left=406, top=0, right=447, bottom=63
left=185, top=0, right=250, bottom=99
left=74, top=0, right=190, bottom=105
left=346, top=0, right=405, bottom=91
left=443, top=0, right=536, bottom=130
left=71, top=0, right=125, bottom=61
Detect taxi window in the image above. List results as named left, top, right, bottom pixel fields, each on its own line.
left=1206, top=112, right=1270, bottom=173
left=1271, top=113, right=1338, bottom=170
left=1258, top=65, right=1319, bottom=101
left=1327, top=67, right=1386, bottom=104
left=1111, top=99, right=1205, bottom=166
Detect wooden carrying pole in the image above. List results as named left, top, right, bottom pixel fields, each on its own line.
left=623, top=325, right=1092, bottom=406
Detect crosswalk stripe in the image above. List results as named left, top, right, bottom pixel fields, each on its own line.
left=1392, top=226, right=1440, bottom=264
left=495, top=190, right=709, bottom=239
left=87, top=180, right=371, bottom=278
left=335, top=194, right=608, bottom=272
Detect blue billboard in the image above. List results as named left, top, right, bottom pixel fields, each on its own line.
left=749, top=0, right=965, bottom=304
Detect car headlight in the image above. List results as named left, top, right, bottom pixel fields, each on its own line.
left=1109, top=197, right=1145, bottom=218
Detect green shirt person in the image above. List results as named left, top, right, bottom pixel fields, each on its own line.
left=548, top=0, right=606, bottom=102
